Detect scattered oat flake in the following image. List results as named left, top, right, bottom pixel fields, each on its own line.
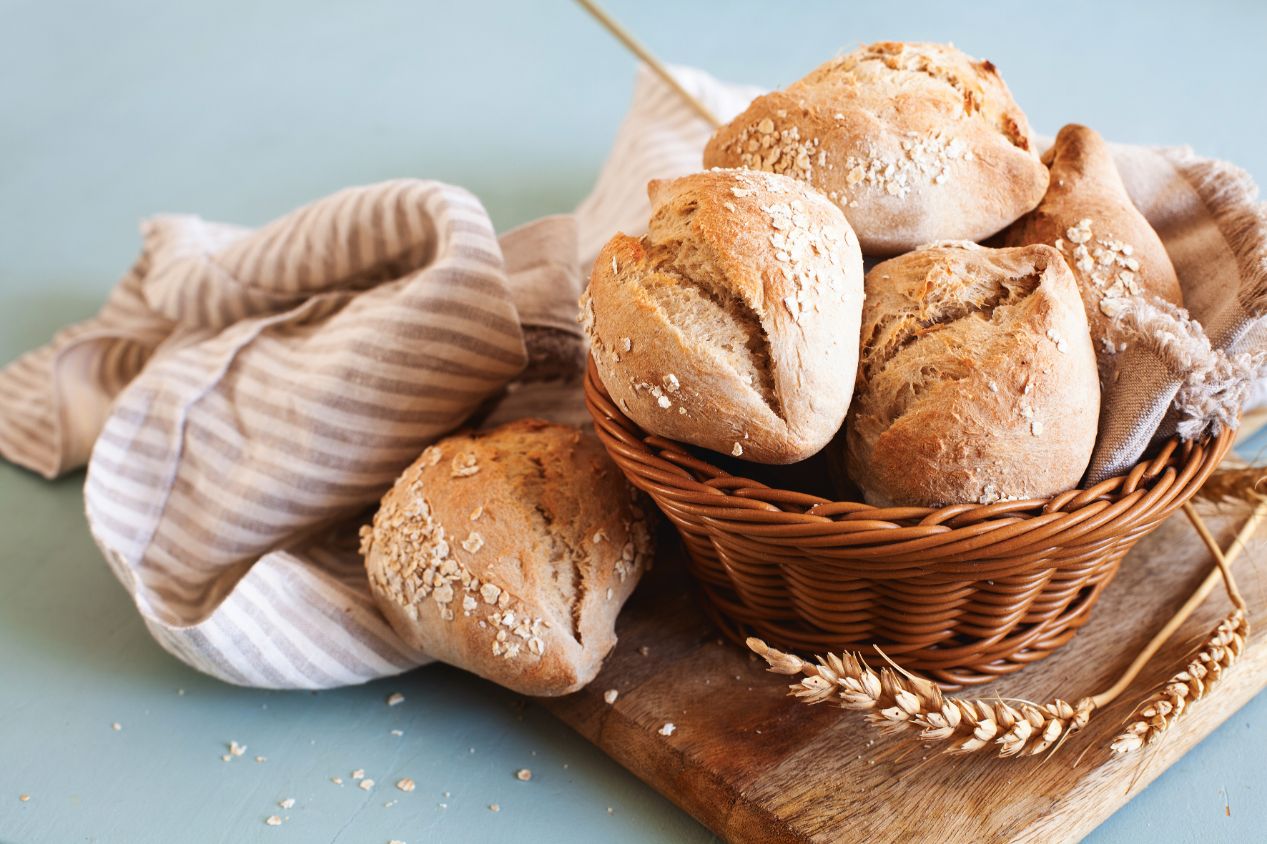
left=386, top=692, right=405, bottom=706
left=488, top=803, right=500, bottom=813
left=360, top=779, right=376, bottom=791
left=390, top=840, right=406, bottom=844
left=621, top=337, right=632, bottom=353
left=111, top=722, right=122, bottom=731
left=221, top=755, right=232, bottom=762
left=659, top=722, right=676, bottom=736
left=731, top=442, right=743, bottom=457
left=255, top=755, right=267, bottom=763
left=638, top=645, right=650, bottom=656
left=396, top=778, right=416, bottom=792
left=390, top=729, right=403, bottom=737
left=603, top=689, right=619, bottom=705
left=331, top=776, right=344, bottom=785
left=516, top=768, right=532, bottom=782
left=279, top=798, right=295, bottom=809
left=228, top=740, right=246, bottom=757
left=352, top=769, right=366, bottom=780
left=19, top=794, right=30, bottom=802
left=265, top=815, right=283, bottom=827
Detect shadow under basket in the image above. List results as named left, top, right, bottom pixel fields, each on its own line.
left=584, top=360, right=1234, bottom=688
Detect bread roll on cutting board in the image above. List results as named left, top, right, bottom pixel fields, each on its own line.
left=846, top=242, right=1100, bottom=507
left=1004, top=123, right=1183, bottom=359
left=582, top=168, right=864, bottom=464
left=361, top=419, right=653, bottom=696
left=704, top=41, right=1048, bottom=256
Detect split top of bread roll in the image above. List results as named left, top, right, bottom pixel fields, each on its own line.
left=846, top=241, right=1100, bottom=507
left=361, top=419, right=654, bottom=697
left=582, top=168, right=865, bottom=463
left=1004, top=123, right=1183, bottom=359
left=704, top=41, right=1048, bottom=255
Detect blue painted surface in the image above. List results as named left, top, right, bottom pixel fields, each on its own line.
left=1, top=1, right=1264, bottom=841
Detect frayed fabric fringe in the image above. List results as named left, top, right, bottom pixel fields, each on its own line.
left=1106, top=297, right=1267, bottom=441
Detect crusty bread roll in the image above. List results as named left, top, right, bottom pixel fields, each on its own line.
left=703, top=41, right=1048, bottom=256
left=361, top=419, right=653, bottom=696
left=845, top=242, right=1100, bottom=507
left=581, top=168, right=864, bottom=463
left=1004, top=123, right=1183, bottom=358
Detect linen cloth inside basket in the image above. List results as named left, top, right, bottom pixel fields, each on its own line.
left=0, top=65, right=1263, bottom=689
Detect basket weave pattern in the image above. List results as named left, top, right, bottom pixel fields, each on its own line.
left=585, top=361, right=1233, bottom=687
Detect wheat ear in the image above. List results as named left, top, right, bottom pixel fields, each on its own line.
left=747, top=639, right=1096, bottom=757
left=1109, top=609, right=1249, bottom=753
left=1108, top=497, right=1260, bottom=754
left=1194, top=466, right=1267, bottom=505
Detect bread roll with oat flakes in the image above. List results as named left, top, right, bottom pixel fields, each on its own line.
left=1003, top=123, right=1183, bottom=359
left=581, top=168, right=864, bottom=464
left=846, top=242, right=1099, bottom=507
left=703, top=41, right=1048, bottom=255
left=361, top=419, right=653, bottom=696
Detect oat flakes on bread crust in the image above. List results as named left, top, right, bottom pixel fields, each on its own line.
left=703, top=41, right=1048, bottom=255
left=846, top=242, right=1100, bottom=507
left=1004, top=123, right=1183, bottom=360
left=361, top=419, right=653, bottom=696
left=581, top=168, right=864, bottom=464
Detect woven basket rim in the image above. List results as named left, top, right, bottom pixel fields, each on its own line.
left=584, top=357, right=1232, bottom=540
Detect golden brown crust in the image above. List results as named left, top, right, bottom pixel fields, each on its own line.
left=703, top=41, right=1048, bottom=255
left=361, top=419, right=653, bottom=696
left=582, top=168, right=864, bottom=464
left=845, top=242, right=1100, bottom=507
left=1003, top=124, right=1183, bottom=356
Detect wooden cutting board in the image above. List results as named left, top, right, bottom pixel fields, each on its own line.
left=544, top=501, right=1267, bottom=843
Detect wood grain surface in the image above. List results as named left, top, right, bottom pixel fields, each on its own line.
left=545, top=501, right=1267, bottom=843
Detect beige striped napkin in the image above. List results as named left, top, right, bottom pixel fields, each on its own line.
left=2, top=64, right=1263, bottom=689
left=0, top=66, right=757, bottom=688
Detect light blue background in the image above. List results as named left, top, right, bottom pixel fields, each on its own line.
left=2, top=1, right=1265, bottom=841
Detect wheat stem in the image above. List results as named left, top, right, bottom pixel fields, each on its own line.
left=1182, top=501, right=1250, bottom=612
left=573, top=0, right=722, bottom=128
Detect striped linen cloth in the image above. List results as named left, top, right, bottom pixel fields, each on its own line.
left=0, top=66, right=756, bottom=689
left=3, top=63, right=1264, bottom=688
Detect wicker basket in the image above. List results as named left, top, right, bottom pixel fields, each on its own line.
left=585, top=359, right=1234, bottom=687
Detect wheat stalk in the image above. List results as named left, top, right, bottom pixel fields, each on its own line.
left=1109, top=609, right=1250, bottom=754
left=747, top=638, right=1096, bottom=757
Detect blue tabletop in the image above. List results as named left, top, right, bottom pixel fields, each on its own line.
left=2, top=2, right=1265, bottom=842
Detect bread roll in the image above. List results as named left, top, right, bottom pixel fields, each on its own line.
left=581, top=168, right=864, bottom=463
left=1004, top=123, right=1183, bottom=358
left=846, top=242, right=1100, bottom=507
left=703, top=41, right=1048, bottom=256
left=361, top=419, right=654, bottom=696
